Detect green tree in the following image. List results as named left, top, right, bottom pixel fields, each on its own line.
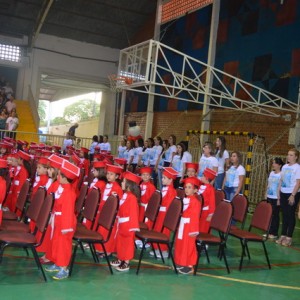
left=51, top=117, right=66, bottom=125
left=63, top=99, right=100, bottom=122
left=38, top=100, right=47, bottom=122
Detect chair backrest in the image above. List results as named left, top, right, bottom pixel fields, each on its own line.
left=15, top=179, right=30, bottom=213
left=75, top=183, right=89, bottom=215
left=87, top=170, right=94, bottom=186
left=210, top=201, right=233, bottom=235
left=215, top=189, right=225, bottom=207
left=77, top=168, right=86, bottom=190
left=26, top=187, right=46, bottom=221
left=5, top=173, right=11, bottom=195
left=81, top=187, right=100, bottom=222
left=250, top=200, right=272, bottom=232
left=98, top=195, right=119, bottom=231
left=163, top=197, right=183, bottom=232
left=30, top=159, right=38, bottom=183
left=144, top=190, right=161, bottom=224
left=35, top=193, right=54, bottom=237
left=231, top=194, right=248, bottom=228
left=176, top=187, right=185, bottom=199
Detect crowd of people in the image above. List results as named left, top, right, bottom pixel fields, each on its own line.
left=0, top=132, right=299, bottom=280
left=0, top=77, right=18, bottom=139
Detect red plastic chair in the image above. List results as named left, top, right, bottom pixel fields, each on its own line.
left=214, top=189, right=225, bottom=207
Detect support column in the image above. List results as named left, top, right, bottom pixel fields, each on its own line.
left=201, top=0, right=220, bottom=134
left=117, top=90, right=126, bottom=137
left=98, top=90, right=116, bottom=136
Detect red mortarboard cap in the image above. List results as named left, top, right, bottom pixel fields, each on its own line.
left=38, top=157, right=49, bottom=166
left=106, top=164, right=123, bottom=174
left=38, top=143, right=46, bottom=149
left=53, top=145, right=61, bottom=151
left=0, top=159, right=8, bottom=168
left=183, top=176, right=201, bottom=187
left=17, top=140, right=25, bottom=145
left=71, top=153, right=81, bottom=165
left=61, top=159, right=80, bottom=180
left=114, top=158, right=127, bottom=165
left=100, top=150, right=108, bottom=154
left=48, top=154, right=63, bottom=169
left=93, top=154, right=105, bottom=161
left=93, top=161, right=106, bottom=169
left=42, top=150, right=52, bottom=157
left=8, top=153, right=18, bottom=159
left=203, top=168, right=217, bottom=180
left=0, top=142, right=12, bottom=149
left=123, top=171, right=141, bottom=185
left=95, top=145, right=100, bottom=150
left=185, top=162, right=199, bottom=172
left=3, top=137, right=13, bottom=142
left=17, top=150, right=31, bottom=161
left=162, top=167, right=178, bottom=180
left=139, top=167, right=152, bottom=174
left=61, top=154, right=70, bottom=160
left=80, top=147, right=89, bottom=154
left=29, top=144, right=39, bottom=150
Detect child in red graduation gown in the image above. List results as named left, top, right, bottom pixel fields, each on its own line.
left=78, top=147, right=90, bottom=177
left=198, top=168, right=216, bottom=233
left=150, top=167, right=178, bottom=258
left=4, top=150, right=31, bottom=212
left=174, top=177, right=202, bottom=275
left=111, top=171, right=140, bottom=272
left=44, top=159, right=80, bottom=280
left=138, top=166, right=155, bottom=222
left=94, top=164, right=123, bottom=256
left=37, top=154, right=63, bottom=260
left=0, top=159, right=8, bottom=225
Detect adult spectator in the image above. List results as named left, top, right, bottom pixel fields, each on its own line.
left=6, top=108, right=19, bottom=139
left=3, top=81, right=13, bottom=96
left=68, top=123, right=79, bottom=138
left=0, top=108, right=8, bottom=139
left=5, top=94, right=16, bottom=114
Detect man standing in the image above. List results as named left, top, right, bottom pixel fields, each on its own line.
left=68, top=123, right=79, bottom=138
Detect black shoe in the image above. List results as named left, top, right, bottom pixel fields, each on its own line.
left=178, top=267, right=193, bottom=275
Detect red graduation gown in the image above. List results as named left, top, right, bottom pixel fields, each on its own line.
left=94, top=181, right=123, bottom=253
left=198, top=184, right=216, bottom=233
left=115, top=192, right=139, bottom=260
left=174, top=195, right=201, bottom=266
left=45, top=183, right=77, bottom=267
left=153, top=185, right=177, bottom=251
left=5, top=165, right=28, bottom=212
left=0, top=177, right=7, bottom=226
left=139, top=181, right=156, bottom=222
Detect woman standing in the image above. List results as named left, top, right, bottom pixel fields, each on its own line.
left=223, top=151, right=245, bottom=201
left=215, top=136, right=229, bottom=190
left=276, top=149, right=300, bottom=247
left=164, top=135, right=177, bottom=167
left=266, top=157, right=284, bottom=239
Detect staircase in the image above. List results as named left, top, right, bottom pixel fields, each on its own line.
left=14, top=100, right=39, bottom=143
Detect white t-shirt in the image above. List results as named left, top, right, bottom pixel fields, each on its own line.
left=267, top=171, right=281, bottom=199
left=89, top=141, right=98, bottom=154
left=118, top=145, right=127, bottom=158
left=224, top=165, right=246, bottom=188
left=62, top=138, right=73, bottom=151
left=198, top=155, right=218, bottom=177
left=280, top=163, right=300, bottom=194
left=123, top=148, right=135, bottom=164
left=6, top=116, right=19, bottom=131
left=172, top=152, right=190, bottom=177
left=133, top=147, right=143, bottom=164
left=165, top=145, right=177, bottom=163
left=216, top=149, right=229, bottom=174
left=101, top=142, right=111, bottom=152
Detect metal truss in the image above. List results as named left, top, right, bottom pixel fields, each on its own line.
left=117, top=39, right=300, bottom=117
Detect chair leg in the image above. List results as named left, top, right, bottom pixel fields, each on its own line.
left=220, top=244, right=230, bottom=274
left=101, top=244, right=113, bottom=275
left=69, top=243, right=78, bottom=277
left=0, top=243, right=6, bottom=263
left=167, top=244, right=177, bottom=274
left=79, top=242, right=85, bottom=253
left=23, top=246, right=30, bottom=256
left=136, top=240, right=146, bottom=275
left=204, top=245, right=210, bottom=263
left=31, top=247, right=47, bottom=282
left=262, top=241, right=271, bottom=269
left=157, top=244, right=165, bottom=264
left=90, top=244, right=98, bottom=263
left=239, top=241, right=246, bottom=271
left=193, top=242, right=202, bottom=276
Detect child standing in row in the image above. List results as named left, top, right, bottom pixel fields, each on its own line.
left=174, top=177, right=202, bottom=275
left=111, top=171, right=140, bottom=272
left=0, top=159, right=8, bottom=225
left=150, top=167, right=178, bottom=259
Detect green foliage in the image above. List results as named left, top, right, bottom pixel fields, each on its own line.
left=50, top=117, right=67, bottom=125
left=63, top=99, right=100, bottom=122
left=38, top=100, right=47, bottom=121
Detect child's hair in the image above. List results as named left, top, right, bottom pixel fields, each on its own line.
left=177, top=142, right=186, bottom=159
left=136, top=138, right=144, bottom=147
left=103, top=134, right=108, bottom=140
left=288, top=148, right=299, bottom=162
left=147, top=138, right=154, bottom=147
left=155, top=136, right=163, bottom=145
left=0, top=168, right=8, bottom=179
left=98, top=135, right=103, bottom=143
left=127, top=140, right=135, bottom=149
left=273, top=157, right=284, bottom=170
left=124, top=178, right=141, bottom=199
left=203, top=141, right=214, bottom=156
left=216, top=136, right=227, bottom=158
left=21, top=159, right=31, bottom=178
left=92, top=135, right=98, bottom=142
left=169, top=134, right=176, bottom=145
left=60, top=172, right=73, bottom=183
left=95, top=167, right=107, bottom=182
left=82, top=152, right=89, bottom=159
left=231, top=151, right=243, bottom=166
left=50, top=167, right=59, bottom=181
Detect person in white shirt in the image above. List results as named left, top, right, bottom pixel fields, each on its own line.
left=62, top=133, right=73, bottom=154
left=101, top=135, right=111, bottom=152
left=89, top=135, right=99, bottom=161
left=215, top=136, right=230, bottom=189
left=118, top=137, right=127, bottom=158
left=164, top=135, right=177, bottom=167
left=276, top=148, right=300, bottom=247
left=223, top=151, right=245, bottom=201
left=5, top=109, right=19, bottom=139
